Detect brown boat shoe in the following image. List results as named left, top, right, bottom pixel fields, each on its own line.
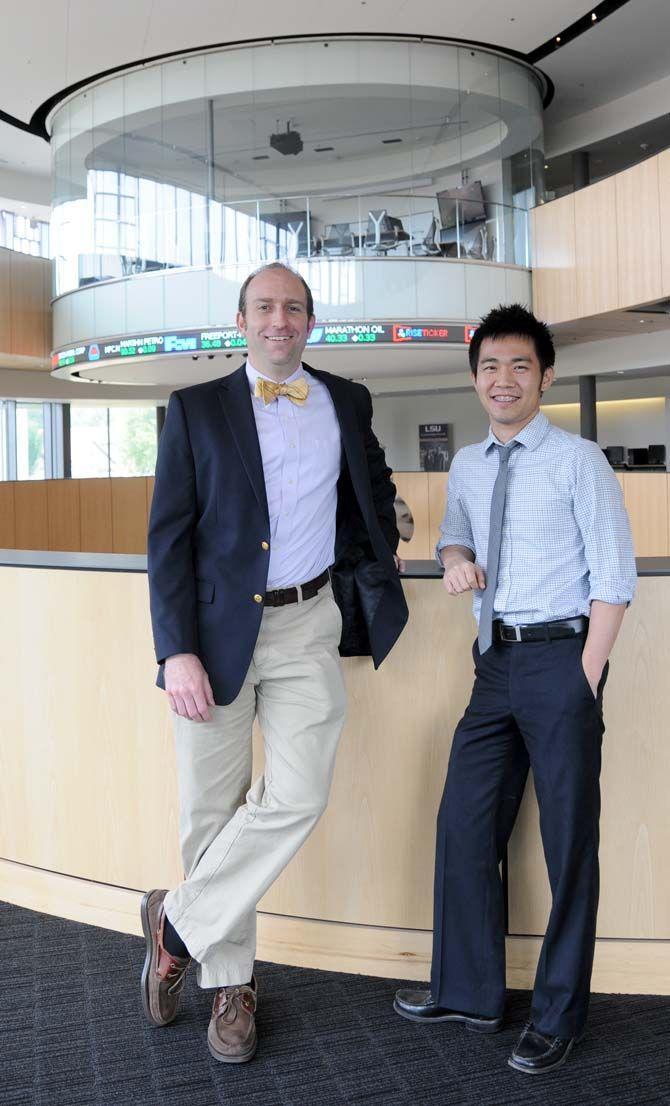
left=207, top=977, right=258, bottom=1063
left=140, top=888, right=191, bottom=1027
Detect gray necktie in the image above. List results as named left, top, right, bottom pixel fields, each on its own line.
left=478, top=442, right=519, bottom=654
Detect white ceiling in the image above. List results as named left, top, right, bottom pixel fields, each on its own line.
left=3, top=0, right=584, bottom=123
left=5, top=0, right=669, bottom=189
left=541, top=0, right=670, bottom=125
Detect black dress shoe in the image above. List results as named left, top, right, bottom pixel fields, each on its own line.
left=508, top=1022, right=581, bottom=1074
left=393, top=988, right=502, bottom=1033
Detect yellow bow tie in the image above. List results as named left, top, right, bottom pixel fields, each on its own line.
left=254, top=376, right=309, bottom=407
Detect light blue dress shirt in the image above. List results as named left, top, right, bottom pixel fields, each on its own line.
left=436, top=411, right=637, bottom=625
left=246, top=362, right=341, bottom=589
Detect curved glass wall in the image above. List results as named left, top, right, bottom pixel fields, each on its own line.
left=49, top=36, right=545, bottom=297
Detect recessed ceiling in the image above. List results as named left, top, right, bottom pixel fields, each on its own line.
left=81, top=84, right=525, bottom=199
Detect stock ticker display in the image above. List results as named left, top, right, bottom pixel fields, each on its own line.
left=52, top=322, right=477, bottom=371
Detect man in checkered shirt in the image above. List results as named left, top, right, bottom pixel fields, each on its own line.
left=394, top=304, right=636, bottom=1076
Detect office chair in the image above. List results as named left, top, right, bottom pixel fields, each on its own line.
left=364, top=209, right=410, bottom=254
left=321, top=223, right=355, bottom=256
left=467, top=225, right=487, bottom=259
left=410, top=216, right=441, bottom=257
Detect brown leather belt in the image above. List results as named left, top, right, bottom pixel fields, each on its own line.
left=264, top=569, right=330, bottom=607
left=493, top=616, right=588, bottom=643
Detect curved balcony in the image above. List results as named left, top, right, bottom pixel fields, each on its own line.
left=49, top=35, right=542, bottom=383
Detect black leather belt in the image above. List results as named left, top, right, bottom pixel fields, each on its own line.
left=493, top=616, right=589, bottom=643
left=264, top=569, right=330, bottom=607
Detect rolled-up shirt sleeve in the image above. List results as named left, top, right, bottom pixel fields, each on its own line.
left=572, top=442, right=637, bottom=605
left=435, top=457, right=476, bottom=566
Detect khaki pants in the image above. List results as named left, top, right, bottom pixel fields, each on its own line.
left=164, top=583, right=346, bottom=988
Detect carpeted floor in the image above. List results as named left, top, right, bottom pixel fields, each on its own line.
left=2, top=900, right=669, bottom=1106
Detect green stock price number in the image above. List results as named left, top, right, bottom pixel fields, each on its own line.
left=325, top=333, right=349, bottom=343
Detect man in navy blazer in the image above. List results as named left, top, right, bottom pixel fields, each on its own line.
left=141, top=262, right=408, bottom=1062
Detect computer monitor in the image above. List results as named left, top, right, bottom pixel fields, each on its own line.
left=628, top=447, right=650, bottom=466
left=437, top=182, right=486, bottom=229
left=603, top=445, right=625, bottom=466
left=648, top=444, right=666, bottom=466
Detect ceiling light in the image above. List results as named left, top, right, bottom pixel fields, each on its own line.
left=382, top=138, right=403, bottom=145
left=591, top=11, right=597, bottom=20
left=555, top=36, right=561, bottom=43
left=314, top=146, right=334, bottom=152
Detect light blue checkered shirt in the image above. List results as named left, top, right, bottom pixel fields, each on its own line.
left=436, top=411, right=637, bottom=625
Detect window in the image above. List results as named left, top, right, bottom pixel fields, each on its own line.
left=15, top=403, right=45, bottom=479
left=0, top=210, right=50, bottom=257
left=92, top=171, right=137, bottom=257
left=70, top=407, right=111, bottom=478
left=70, top=405, right=159, bottom=478
left=109, top=407, right=159, bottom=477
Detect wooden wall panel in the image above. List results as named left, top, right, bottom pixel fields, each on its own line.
left=392, top=472, right=431, bottom=559
left=0, top=249, right=11, bottom=355
left=615, top=157, right=663, bottom=307
left=0, top=481, right=16, bottom=548
left=530, top=193, right=576, bottom=323
left=574, top=176, right=619, bottom=316
left=111, top=476, right=149, bottom=553
left=145, top=477, right=155, bottom=522
left=13, top=481, right=48, bottom=550
left=5, top=565, right=670, bottom=944
left=46, top=479, right=81, bottom=552
left=0, top=569, right=180, bottom=890
left=9, top=252, right=50, bottom=359
left=508, top=577, right=670, bottom=938
left=622, top=473, right=669, bottom=557
left=427, top=472, right=449, bottom=549
left=42, top=256, right=53, bottom=352
left=79, top=479, right=113, bottom=552
left=659, top=148, right=670, bottom=297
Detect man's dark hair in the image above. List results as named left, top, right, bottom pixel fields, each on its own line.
left=237, top=262, right=314, bottom=319
left=468, top=303, right=555, bottom=375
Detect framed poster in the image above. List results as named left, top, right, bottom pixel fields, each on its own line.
left=419, top=423, right=452, bottom=471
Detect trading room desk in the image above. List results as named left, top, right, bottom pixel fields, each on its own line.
left=1, top=553, right=669, bottom=994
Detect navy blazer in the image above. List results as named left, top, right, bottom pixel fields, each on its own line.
left=147, top=362, right=408, bottom=705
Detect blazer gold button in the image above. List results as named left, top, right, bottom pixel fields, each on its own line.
left=253, top=594, right=263, bottom=603
left=261, top=541, right=269, bottom=551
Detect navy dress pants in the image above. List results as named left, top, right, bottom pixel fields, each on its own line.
left=430, top=634, right=608, bottom=1039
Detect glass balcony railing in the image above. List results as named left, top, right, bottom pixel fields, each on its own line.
left=51, top=175, right=531, bottom=296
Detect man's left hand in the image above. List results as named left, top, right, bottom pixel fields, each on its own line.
left=581, top=654, right=604, bottom=698
left=394, top=554, right=406, bottom=573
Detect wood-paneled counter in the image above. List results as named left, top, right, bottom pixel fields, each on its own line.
left=2, top=470, right=669, bottom=558
left=1, top=553, right=669, bottom=993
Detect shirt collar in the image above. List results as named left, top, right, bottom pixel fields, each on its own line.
left=483, top=410, right=550, bottom=455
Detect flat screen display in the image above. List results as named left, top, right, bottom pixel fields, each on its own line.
left=52, top=322, right=477, bottom=370
left=437, top=182, right=486, bottom=228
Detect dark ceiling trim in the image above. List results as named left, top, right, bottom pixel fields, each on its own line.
left=528, top=0, right=632, bottom=64
left=1, top=32, right=553, bottom=143
left=0, top=108, right=37, bottom=135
